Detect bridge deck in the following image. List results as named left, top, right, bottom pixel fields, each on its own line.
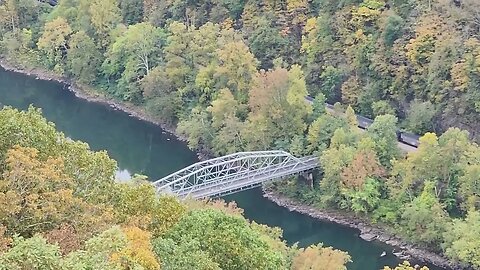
left=155, top=152, right=319, bottom=199
left=177, top=157, right=318, bottom=199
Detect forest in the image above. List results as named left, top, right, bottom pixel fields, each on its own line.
left=0, top=0, right=479, bottom=269
left=0, top=107, right=357, bottom=269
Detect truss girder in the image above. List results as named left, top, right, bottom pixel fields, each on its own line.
left=154, top=151, right=320, bottom=199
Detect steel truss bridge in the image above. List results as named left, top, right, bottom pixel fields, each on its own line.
left=153, top=151, right=319, bottom=199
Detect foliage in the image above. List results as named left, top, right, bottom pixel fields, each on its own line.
left=400, top=181, right=449, bottom=248
left=383, top=261, right=429, bottom=270
left=0, top=236, right=62, bottom=270
left=159, top=209, right=287, bottom=270
left=443, top=211, right=480, bottom=268
left=0, top=107, right=339, bottom=270
left=291, top=243, right=351, bottom=270
left=2, top=0, right=480, bottom=267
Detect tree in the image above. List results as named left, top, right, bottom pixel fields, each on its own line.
left=141, top=66, right=180, bottom=124
left=1, top=28, right=36, bottom=65
left=320, top=144, right=356, bottom=206
left=162, top=21, right=193, bottom=90
left=372, top=100, right=395, bottom=117
left=0, top=0, right=18, bottom=33
left=111, top=180, right=186, bottom=237
left=0, top=236, right=62, bottom=270
left=154, top=238, right=220, bottom=270
left=404, top=100, right=436, bottom=134
left=341, top=75, right=362, bottom=106
left=0, top=107, right=117, bottom=205
left=310, top=93, right=326, bottom=121
left=103, top=22, right=165, bottom=102
left=400, top=182, right=449, bottom=248
left=90, top=0, right=121, bottom=48
left=307, top=114, right=347, bottom=153
left=0, top=146, right=113, bottom=238
left=118, top=0, right=143, bottom=24
left=43, top=224, right=81, bottom=255
left=341, top=150, right=384, bottom=190
left=319, top=66, right=343, bottom=100
left=291, top=243, right=351, bottom=270
left=177, top=108, right=214, bottom=150
left=160, top=209, right=286, bottom=270
left=342, top=177, right=382, bottom=214
left=111, top=227, right=160, bottom=270
left=458, top=164, right=480, bottom=211
left=367, top=114, right=399, bottom=167
left=0, top=226, right=11, bottom=253
left=67, top=31, right=102, bottom=84
left=247, top=68, right=307, bottom=150
left=287, top=65, right=311, bottom=117
left=383, top=261, right=429, bottom=270
left=443, top=211, right=480, bottom=269
left=63, top=226, right=127, bottom=270
left=382, top=13, right=404, bottom=46
left=215, top=41, right=259, bottom=95
left=248, top=16, right=286, bottom=69
left=37, top=17, right=72, bottom=72
left=207, top=88, right=238, bottom=130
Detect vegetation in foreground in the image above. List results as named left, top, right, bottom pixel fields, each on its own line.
left=0, top=107, right=353, bottom=269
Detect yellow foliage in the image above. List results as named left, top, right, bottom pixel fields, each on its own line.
left=451, top=61, right=469, bottom=92
left=185, top=198, right=244, bottom=216
left=405, top=14, right=450, bottom=70
left=287, top=0, right=308, bottom=11
left=0, top=146, right=114, bottom=239
left=292, top=244, right=351, bottom=270
left=111, top=226, right=160, bottom=270
left=383, top=261, right=429, bottom=270
left=303, top=17, right=317, bottom=34
left=341, top=75, right=362, bottom=105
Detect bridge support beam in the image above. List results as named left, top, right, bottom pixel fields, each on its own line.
left=154, top=151, right=320, bottom=199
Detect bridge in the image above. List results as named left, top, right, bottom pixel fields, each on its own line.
left=153, top=151, right=319, bottom=199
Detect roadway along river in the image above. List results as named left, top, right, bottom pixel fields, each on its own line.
left=0, top=67, right=444, bottom=270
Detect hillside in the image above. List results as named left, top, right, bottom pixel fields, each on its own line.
left=0, top=0, right=479, bottom=268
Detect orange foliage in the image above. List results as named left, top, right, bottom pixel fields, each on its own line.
left=341, top=150, right=385, bottom=190
left=0, top=225, right=11, bottom=253
left=43, top=223, right=81, bottom=254
left=248, top=69, right=289, bottom=113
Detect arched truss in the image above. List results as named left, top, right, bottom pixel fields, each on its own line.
left=153, top=151, right=319, bottom=199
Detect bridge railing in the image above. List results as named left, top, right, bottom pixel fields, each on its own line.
left=153, top=151, right=295, bottom=188
left=174, top=156, right=319, bottom=198
left=154, top=151, right=319, bottom=198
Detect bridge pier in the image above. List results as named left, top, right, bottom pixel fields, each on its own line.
left=300, top=171, right=314, bottom=189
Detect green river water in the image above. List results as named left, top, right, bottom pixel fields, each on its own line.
left=0, top=67, right=445, bottom=270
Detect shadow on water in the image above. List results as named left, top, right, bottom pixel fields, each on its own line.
left=0, top=67, right=444, bottom=270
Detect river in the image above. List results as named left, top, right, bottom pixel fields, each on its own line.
left=0, top=67, right=444, bottom=270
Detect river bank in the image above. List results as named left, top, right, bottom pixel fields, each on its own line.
left=0, top=59, right=213, bottom=160
left=0, top=59, right=464, bottom=270
left=262, top=187, right=466, bottom=270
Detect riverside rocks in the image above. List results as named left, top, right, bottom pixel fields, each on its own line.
left=359, top=233, right=377, bottom=241
left=262, top=188, right=466, bottom=270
